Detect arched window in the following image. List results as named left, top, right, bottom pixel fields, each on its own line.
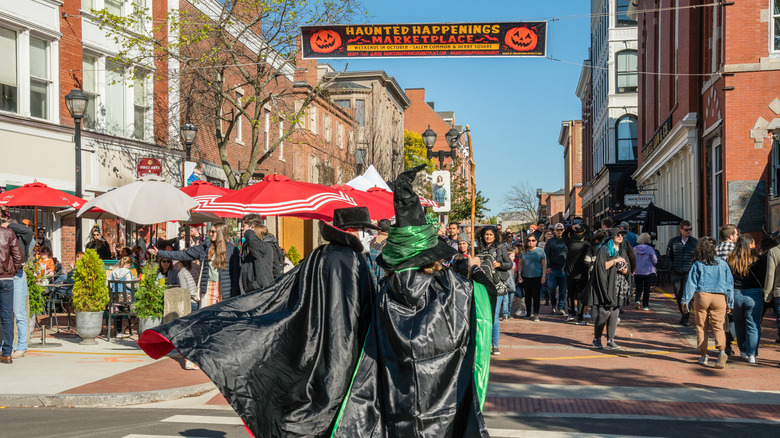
left=617, top=0, right=637, bottom=27
left=616, top=50, right=637, bottom=93
left=616, top=115, right=637, bottom=161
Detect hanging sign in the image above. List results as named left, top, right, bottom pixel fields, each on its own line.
left=431, top=171, right=451, bottom=213
left=137, top=158, right=163, bottom=177
left=301, top=21, right=547, bottom=59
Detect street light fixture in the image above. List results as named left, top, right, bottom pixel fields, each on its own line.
left=65, top=89, right=89, bottom=254
left=424, top=125, right=461, bottom=169
left=180, top=121, right=198, bottom=160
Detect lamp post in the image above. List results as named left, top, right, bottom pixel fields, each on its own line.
left=65, top=89, right=89, bottom=254
left=422, top=125, right=460, bottom=169
left=180, top=121, right=198, bottom=248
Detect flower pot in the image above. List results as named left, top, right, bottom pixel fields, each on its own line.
left=139, top=316, right=163, bottom=334
left=76, top=311, right=104, bottom=345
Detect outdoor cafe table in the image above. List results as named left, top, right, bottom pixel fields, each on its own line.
left=38, top=283, right=73, bottom=332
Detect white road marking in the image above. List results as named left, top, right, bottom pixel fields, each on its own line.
left=160, top=414, right=243, bottom=425
left=488, top=430, right=661, bottom=438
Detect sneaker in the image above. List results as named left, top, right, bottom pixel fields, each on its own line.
left=634, top=302, right=641, bottom=310
left=698, top=355, right=709, bottom=365
left=592, top=338, right=604, bottom=349
left=500, top=316, right=507, bottom=321
left=533, top=315, right=540, bottom=322
left=184, top=360, right=200, bottom=370
left=714, top=351, right=728, bottom=369
left=605, top=340, right=621, bottom=350
left=491, top=347, right=501, bottom=356
left=116, top=332, right=130, bottom=339
left=679, top=317, right=690, bottom=327
left=565, top=315, right=575, bottom=322
left=11, top=350, right=27, bottom=359
left=551, top=308, right=558, bottom=315
left=643, top=307, right=650, bottom=311
left=748, top=355, right=757, bottom=364
left=740, top=352, right=748, bottom=360
left=576, top=320, right=588, bottom=326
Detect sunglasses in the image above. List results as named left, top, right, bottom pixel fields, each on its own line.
left=527, top=239, right=537, bottom=242
left=161, top=260, right=171, bottom=263
left=682, top=228, right=692, bottom=232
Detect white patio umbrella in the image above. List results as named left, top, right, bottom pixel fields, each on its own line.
left=77, top=175, right=200, bottom=225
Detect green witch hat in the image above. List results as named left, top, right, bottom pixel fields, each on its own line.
left=376, top=165, right=457, bottom=271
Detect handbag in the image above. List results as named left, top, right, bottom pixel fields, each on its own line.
left=615, top=273, right=632, bottom=306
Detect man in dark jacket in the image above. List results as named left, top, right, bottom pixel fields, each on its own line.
left=240, top=214, right=275, bottom=293
left=0, top=217, right=24, bottom=364
left=563, top=220, right=591, bottom=321
left=666, top=220, right=698, bottom=326
left=2, top=219, right=32, bottom=358
left=545, top=223, right=569, bottom=315
left=261, top=229, right=285, bottom=279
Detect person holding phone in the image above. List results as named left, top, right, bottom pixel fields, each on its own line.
left=586, top=228, right=631, bottom=350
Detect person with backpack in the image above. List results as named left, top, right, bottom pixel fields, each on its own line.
left=240, top=215, right=275, bottom=293
left=260, top=226, right=285, bottom=279
left=476, top=226, right=512, bottom=355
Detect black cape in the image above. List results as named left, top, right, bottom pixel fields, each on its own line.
left=137, top=226, right=492, bottom=437
left=583, top=242, right=629, bottom=307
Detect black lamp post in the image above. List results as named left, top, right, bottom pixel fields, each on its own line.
left=180, top=121, right=198, bottom=248
left=423, top=125, right=460, bottom=169
left=65, top=89, right=89, bottom=254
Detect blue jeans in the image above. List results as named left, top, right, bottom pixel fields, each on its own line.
left=493, top=295, right=506, bottom=347
left=13, top=269, right=28, bottom=351
left=547, top=270, right=567, bottom=312
left=733, top=288, right=763, bottom=356
left=0, top=279, right=14, bottom=357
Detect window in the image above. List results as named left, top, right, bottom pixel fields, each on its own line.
left=133, top=70, right=146, bottom=140
left=616, top=50, right=637, bottom=93
left=82, top=0, right=95, bottom=10
left=309, top=105, right=318, bottom=134
left=264, top=109, right=270, bottom=151
left=711, top=141, right=723, bottom=233
left=105, top=0, right=124, bottom=16
left=616, top=115, right=637, bottom=161
left=132, top=0, right=147, bottom=34
left=29, top=37, right=49, bottom=119
left=0, top=27, right=17, bottom=113
left=616, top=0, right=636, bottom=27
left=235, top=91, right=243, bottom=143
left=355, top=99, right=365, bottom=127
left=278, top=118, right=284, bottom=159
left=324, top=114, right=332, bottom=142
left=334, top=99, right=350, bottom=109
left=774, top=0, right=780, bottom=51
left=337, top=123, right=344, bottom=149
left=82, top=54, right=98, bottom=130
left=105, top=61, right=127, bottom=136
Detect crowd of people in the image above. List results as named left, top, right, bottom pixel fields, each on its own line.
left=438, top=217, right=780, bottom=367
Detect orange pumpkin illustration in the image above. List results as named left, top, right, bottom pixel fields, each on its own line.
left=505, top=26, right=538, bottom=52
left=310, top=29, right=341, bottom=53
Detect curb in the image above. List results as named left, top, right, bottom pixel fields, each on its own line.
left=0, top=383, right=217, bottom=408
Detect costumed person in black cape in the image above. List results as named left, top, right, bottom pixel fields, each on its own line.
left=136, top=165, right=495, bottom=437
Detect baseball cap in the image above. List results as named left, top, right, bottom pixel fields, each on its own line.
left=554, top=223, right=564, bottom=230
left=620, top=221, right=630, bottom=228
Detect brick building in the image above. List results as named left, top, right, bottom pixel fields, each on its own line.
left=576, top=60, right=594, bottom=223
left=537, top=189, right=566, bottom=226
left=633, top=1, right=780, bottom=242
left=558, top=120, right=584, bottom=219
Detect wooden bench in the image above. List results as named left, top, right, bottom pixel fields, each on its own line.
left=105, top=279, right=140, bottom=342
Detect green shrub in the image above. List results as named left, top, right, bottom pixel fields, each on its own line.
left=24, top=260, right=45, bottom=316
left=72, top=249, right=109, bottom=312
left=135, top=264, right=165, bottom=319
left=287, top=246, right=302, bottom=265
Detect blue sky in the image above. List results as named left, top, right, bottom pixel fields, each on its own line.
left=324, top=0, right=591, bottom=214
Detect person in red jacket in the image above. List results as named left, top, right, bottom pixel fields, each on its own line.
left=0, top=216, right=24, bottom=364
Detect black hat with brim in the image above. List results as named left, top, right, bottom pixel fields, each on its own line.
left=332, top=206, right=379, bottom=230
left=376, top=165, right=456, bottom=271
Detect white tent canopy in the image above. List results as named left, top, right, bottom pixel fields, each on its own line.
left=346, top=165, right=391, bottom=192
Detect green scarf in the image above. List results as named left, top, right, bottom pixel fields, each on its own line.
left=380, top=224, right=438, bottom=268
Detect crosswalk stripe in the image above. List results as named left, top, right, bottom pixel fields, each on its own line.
left=161, top=415, right=243, bottom=425
left=488, top=430, right=661, bottom=438
left=124, top=435, right=217, bottom=438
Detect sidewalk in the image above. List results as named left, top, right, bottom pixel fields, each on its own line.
left=1, top=287, right=779, bottom=423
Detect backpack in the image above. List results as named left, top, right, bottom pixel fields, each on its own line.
left=477, top=251, right=507, bottom=296
left=271, top=244, right=285, bottom=279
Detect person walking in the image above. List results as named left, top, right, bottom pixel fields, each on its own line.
left=726, top=235, right=766, bottom=364
left=619, top=221, right=638, bottom=248
left=680, top=237, right=734, bottom=368
left=563, top=221, right=590, bottom=321
left=0, top=216, right=23, bottom=364
left=445, top=222, right=460, bottom=250
left=240, top=214, right=275, bottom=294
left=538, top=228, right=553, bottom=305
left=587, top=228, right=631, bottom=350
left=476, top=226, right=512, bottom=355
left=633, top=233, right=658, bottom=310
left=764, top=239, right=780, bottom=348
left=716, top=223, right=739, bottom=354
left=545, top=223, right=568, bottom=315
left=1, top=219, right=32, bottom=358
left=667, top=220, right=698, bottom=326
left=518, top=234, right=547, bottom=321
left=578, top=230, right=609, bottom=325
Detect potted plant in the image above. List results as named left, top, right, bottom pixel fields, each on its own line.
left=72, top=249, right=109, bottom=344
left=135, top=264, right=165, bottom=333
left=23, top=259, right=45, bottom=336
left=287, top=246, right=302, bottom=266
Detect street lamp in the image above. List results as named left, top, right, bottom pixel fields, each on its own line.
left=65, top=89, right=89, bottom=254
left=180, top=121, right=197, bottom=248
left=423, top=125, right=460, bottom=169
left=180, top=121, right=198, bottom=161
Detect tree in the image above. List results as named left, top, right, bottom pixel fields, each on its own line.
left=403, top=130, right=435, bottom=173
left=94, top=0, right=365, bottom=189
left=504, top=181, right=539, bottom=225
left=448, top=155, right=489, bottom=223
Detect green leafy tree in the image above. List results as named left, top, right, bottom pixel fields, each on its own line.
left=448, top=155, right=489, bottom=222
left=135, top=264, right=166, bottom=319
left=72, top=249, right=109, bottom=312
left=483, top=215, right=499, bottom=224
left=404, top=130, right=435, bottom=173
left=93, top=0, right=365, bottom=189
left=24, top=260, right=45, bottom=316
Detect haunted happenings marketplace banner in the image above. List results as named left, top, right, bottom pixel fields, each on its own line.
left=301, top=22, right=547, bottom=58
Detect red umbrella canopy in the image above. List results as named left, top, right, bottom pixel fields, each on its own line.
left=201, top=174, right=356, bottom=220
left=179, top=180, right=234, bottom=211
left=0, top=182, right=86, bottom=208
left=331, top=185, right=395, bottom=221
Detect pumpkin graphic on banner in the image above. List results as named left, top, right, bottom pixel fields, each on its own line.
left=310, top=29, right=341, bottom=53
left=505, top=26, right=538, bottom=52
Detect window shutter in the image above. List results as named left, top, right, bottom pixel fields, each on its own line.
left=0, top=28, right=17, bottom=86
left=29, top=37, right=48, bottom=79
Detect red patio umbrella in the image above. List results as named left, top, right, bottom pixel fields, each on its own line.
left=179, top=180, right=234, bottom=211
left=200, top=174, right=356, bottom=220
left=331, top=185, right=395, bottom=220
left=0, top=182, right=87, bottom=237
